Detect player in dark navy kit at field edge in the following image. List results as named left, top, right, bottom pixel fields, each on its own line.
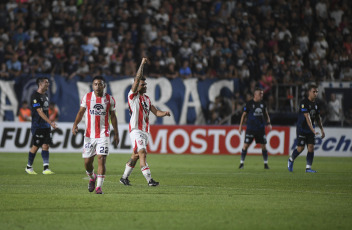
left=25, top=77, right=57, bottom=175
left=288, top=84, right=325, bottom=173
left=238, top=88, right=272, bottom=169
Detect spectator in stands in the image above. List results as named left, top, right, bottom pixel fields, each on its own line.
left=18, top=100, right=31, bottom=122
left=48, top=102, right=59, bottom=122
left=0, top=63, right=10, bottom=79
left=6, top=53, right=21, bottom=78
left=208, top=95, right=232, bottom=125
left=344, top=106, right=352, bottom=126
left=179, top=60, right=192, bottom=79
left=327, top=93, right=342, bottom=126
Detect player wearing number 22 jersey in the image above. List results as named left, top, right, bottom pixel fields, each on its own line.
left=72, top=76, right=120, bottom=194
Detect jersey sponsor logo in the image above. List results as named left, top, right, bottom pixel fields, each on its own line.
left=141, top=101, right=150, bottom=113
left=254, top=108, right=263, bottom=116
left=89, top=104, right=106, bottom=116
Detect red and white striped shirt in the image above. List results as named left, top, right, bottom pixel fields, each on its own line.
left=128, top=89, right=152, bottom=133
left=80, top=92, right=116, bottom=138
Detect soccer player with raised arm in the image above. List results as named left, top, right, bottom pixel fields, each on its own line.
left=238, top=87, right=272, bottom=169
left=120, top=57, right=171, bottom=186
left=25, top=77, right=57, bottom=175
left=72, top=76, right=120, bottom=194
left=288, top=84, right=325, bottom=173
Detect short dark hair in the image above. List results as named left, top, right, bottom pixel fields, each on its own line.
left=254, top=87, right=263, bottom=93
left=92, top=76, right=105, bottom=83
left=308, top=84, right=318, bottom=91
left=36, top=77, right=49, bottom=87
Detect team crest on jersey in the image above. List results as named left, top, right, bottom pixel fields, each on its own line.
left=33, top=99, right=37, bottom=103
left=260, top=104, right=263, bottom=108
left=301, top=104, right=304, bottom=108
left=89, top=104, right=106, bottom=116
left=315, top=105, right=318, bottom=109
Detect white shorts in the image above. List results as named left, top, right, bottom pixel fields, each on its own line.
left=130, top=130, right=149, bottom=154
left=82, top=137, right=110, bottom=158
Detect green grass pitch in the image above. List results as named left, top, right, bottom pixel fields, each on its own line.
left=0, top=153, right=351, bottom=230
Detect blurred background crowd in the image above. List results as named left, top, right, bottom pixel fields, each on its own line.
left=1, top=0, right=351, bottom=126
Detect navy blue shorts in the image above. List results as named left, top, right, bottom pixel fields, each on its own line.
left=244, top=130, right=267, bottom=145
left=32, top=128, right=52, bottom=147
left=296, top=132, right=315, bottom=146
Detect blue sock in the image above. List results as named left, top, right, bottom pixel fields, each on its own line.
left=262, top=150, right=268, bottom=163
left=306, top=152, right=314, bottom=167
left=291, top=149, right=300, bottom=161
left=41, top=150, right=49, bottom=169
left=241, top=149, right=247, bottom=163
left=27, top=152, right=36, bottom=167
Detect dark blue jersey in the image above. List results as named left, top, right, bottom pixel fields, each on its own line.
left=31, top=91, right=50, bottom=133
left=243, top=99, right=267, bottom=132
left=296, top=97, right=320, bottom=134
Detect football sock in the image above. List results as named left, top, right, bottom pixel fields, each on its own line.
left=41, top=150, right=49, bottom=168
left=86, top=170, right=96, bottom=180
left=262, top=150, right=268, bottom=163
left=241, top=149, right=247, bottom=163
left=141, top=165, right=152, bottom=182
left=306, top=151, right=314, bottom=168
left=27, top=152, right=36, bottom=168
left=122, top=163, right=134, bottom=179
left=291, top=149, right=300, bottom=161
left=97, top=175, right=105, bottom=188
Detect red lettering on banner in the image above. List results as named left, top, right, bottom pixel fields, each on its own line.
left=147, top=125, right=290, bottom=155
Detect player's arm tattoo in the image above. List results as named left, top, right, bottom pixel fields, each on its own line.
left=132, top=59, right=147, bottom=93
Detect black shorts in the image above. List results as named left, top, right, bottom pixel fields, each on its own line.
left=244, top=130, right=267, bottom=145
left=32, top=128, right=52, bottom=147
left=296, top=132, right=315, bottom=146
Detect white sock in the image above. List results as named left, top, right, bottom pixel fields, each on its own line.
left=141, top=165, right=152, bottom=182
left=264, top=161, right=268, bottom=164
left=240, top=160, right=244, bottom=164
left=97, top=175, right=105, bottom=188
left=306, top=165, right=311, bottom=169
left=86, top=170, right=96, bottom=180
left=122, top=164, right=134, bottom=179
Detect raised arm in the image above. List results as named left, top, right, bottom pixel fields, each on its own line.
left=131, top=57, right=148, bottom=93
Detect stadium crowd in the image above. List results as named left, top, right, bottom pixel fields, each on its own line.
left=1, top=0, right=351, bottom=125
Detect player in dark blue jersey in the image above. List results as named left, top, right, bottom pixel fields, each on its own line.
left=238, top=88, right=272, bottom=169
left=288, top=84, right=325, bottom=173
left=25, top=77, right=57, bottom=175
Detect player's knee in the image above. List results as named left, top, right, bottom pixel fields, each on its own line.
left=138, top=148, right=147, bottom=156
left=42, top=144, right=49, bottom=151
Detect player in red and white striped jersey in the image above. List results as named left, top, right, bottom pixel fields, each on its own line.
left=120, top=58, right=170, bottom=186
left=72, top=76, right=120, bottom=194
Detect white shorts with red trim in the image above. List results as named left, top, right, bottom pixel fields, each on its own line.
left=82, top=136, right=110, bottom=158
left=130, top=130, right=149, bottom=154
